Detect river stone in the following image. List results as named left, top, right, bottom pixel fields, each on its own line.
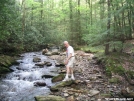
left=52, top=74, right=65, bottom=82
left=52, top=52, right=60, bottom=55
left=35, top=95, right=65, bottom=101
left=50, top=80, right=74, bottom=91
left=55, top=62, right=65, bottom=67
left=45, top=52, right=52, bottom=56
left=35, top=62, right=45, bottom=67
left=42, top=49, right=48, bottom=55
left=33, top=57, right=41, bottom=62
left=45, top=62, right=52, bottom=66
left=88, top=90, right=100, bottom=97
left=66, top=96, right=75, bottom=101
left=42, top=75, right=54, bottom=78
left=34, top=82, right=46, bottom=86
left=63, top=93, right=69, bottom=97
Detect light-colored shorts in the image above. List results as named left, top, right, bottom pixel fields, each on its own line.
left=67, top=57, right=75, bottom=68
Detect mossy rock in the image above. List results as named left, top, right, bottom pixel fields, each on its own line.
left=35, top=95, right=65, bottom=101
left=101, top=93, right=111, bottom=98
left=52, top=74, right=65, bottom=83
left=0, top=55, right=16, bottom=67
left=109, top=77, right=120, bottom=84
left=50, top=80, right=74, bottom=91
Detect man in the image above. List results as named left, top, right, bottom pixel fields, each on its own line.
left=63, top=41, right=75, bottom=81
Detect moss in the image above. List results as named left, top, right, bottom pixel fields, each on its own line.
left=109, top=77, right=120, bottom=83
left=52, top=74, right=65, bottom=83
left=101, top=93, right=111, bottom=97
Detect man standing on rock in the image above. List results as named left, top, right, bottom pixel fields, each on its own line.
left=63, top=41, right=75, bottom=81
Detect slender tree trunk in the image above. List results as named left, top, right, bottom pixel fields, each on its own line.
left=69, top=0, right=74, bottom=44
left=105, top=0, right=111, bottom=55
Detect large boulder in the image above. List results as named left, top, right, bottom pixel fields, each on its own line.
left=35, top=62, right=45, bottom=67
left=35, top=95, right=65, bottom=101
left=0, top=55, right=16, bottom=73
left=33, top=57, right=41, bottom=62
left=50, top=80, right=74, bottom=92
left=52, top=74, right=65, bottom=83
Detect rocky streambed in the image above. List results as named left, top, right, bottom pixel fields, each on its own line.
left=0, top=50, right=134, bottom=101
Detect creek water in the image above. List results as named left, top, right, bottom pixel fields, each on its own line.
left=0, top=52, right=59, bottom=101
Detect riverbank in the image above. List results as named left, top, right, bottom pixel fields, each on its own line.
left=35, top=50, right=134, bottom=101
left=0, top=55, right=17, bottom=75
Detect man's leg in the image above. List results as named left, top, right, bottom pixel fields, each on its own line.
left=63, top=66, right=70, bottom=81
left=70, top=68, right=75, bottom=80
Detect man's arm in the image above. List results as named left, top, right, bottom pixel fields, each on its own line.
left=65, top=53, right=72, bottom=65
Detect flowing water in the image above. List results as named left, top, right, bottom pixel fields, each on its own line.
left=0, top=52, right=59, bottom=101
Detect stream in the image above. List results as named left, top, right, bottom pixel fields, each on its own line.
left=0, top=52, right=59, bottom=101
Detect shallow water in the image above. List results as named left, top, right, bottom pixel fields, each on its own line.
left=0, top=52, right=59, bottom=101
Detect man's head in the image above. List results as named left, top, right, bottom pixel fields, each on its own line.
left=63, top=41, right=69, bottom=48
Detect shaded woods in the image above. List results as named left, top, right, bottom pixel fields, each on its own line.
left=0, top=0, right=134, bottom=54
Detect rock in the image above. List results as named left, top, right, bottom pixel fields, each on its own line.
left=33, top=57, right=41, bottom=62
left=59, top=69, right=66, bottom=74
left=63, top=93, right=69, bottom=97
left=42, top=75, right=54, bottom=78
left=88, top=90, right=100, bottom=97
left=55, top=62, right=65, bottom=67
left=109, top=77, right=120, bottom=83
left=66, top=96, right=75, bottom=101
left=52, top=52, right=60, bottom=55
left=34, top=82, right=46, bottom=86
left=35, top=95, right=65, bottom=101
left=45, top=52, right=52, bottom=56
left=35, top=62, right=45, bottom=67
left=52, top=74, right=65, bottom=83
left=121, top=89, right=134, bottom=98
left=50, top=80, right=74, bottom=92
left=45, top=62, right=52, bottom=66
left=42, top=49, right=48, bottom=55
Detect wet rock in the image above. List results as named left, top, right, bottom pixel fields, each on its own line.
left=66, top=96, right=75, bottom=101
left=34, top=82, right=46, bottom=86
left=59, top=69, right=66, bottom=74
left=35, top=95, right=65, bottom=101
left=55, top=62, right=65, bottom=67
left=35, top=62, right=45, bottom=67
left=42, top=75, right=54, bottom=78
left=88, top=90, right=100, bottom=97
left=33, top=57, right=41, bottom=62
left=45, top=62, right=52, bottom=66
left=52, top=52, right=60, bottom=55
left=42, top=49, right=48, bottom=55
left=45, top=52, right=52, bottom=56
left=52, top=74, right=65, bottom=83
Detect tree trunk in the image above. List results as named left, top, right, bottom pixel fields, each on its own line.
left=105, top=0, right=111, bottom=55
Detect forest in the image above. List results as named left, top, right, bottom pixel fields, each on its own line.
left=0, top=0, right=134, bottom=54
left=0, top=0, right=134, bottom=101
